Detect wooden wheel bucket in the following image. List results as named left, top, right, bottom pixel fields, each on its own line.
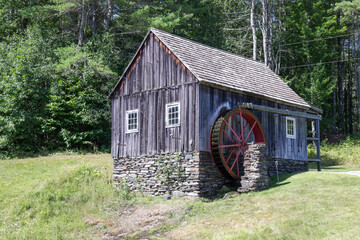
left=210, top=107, right=266, bottom=180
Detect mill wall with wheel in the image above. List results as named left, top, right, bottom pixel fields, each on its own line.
left=200, top=85, right=310, bottom=180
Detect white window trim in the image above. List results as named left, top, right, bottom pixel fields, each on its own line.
left=166, top=102, right=180, bottom=128
left=126, top=109, right=139, bottom=133
left=286, top=116, right=296, bottom=139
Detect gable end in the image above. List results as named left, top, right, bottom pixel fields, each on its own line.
left=108, top=30, right=198, bottom=99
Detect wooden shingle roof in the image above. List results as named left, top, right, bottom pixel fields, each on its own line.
left=110, top=28, right=310, bottom=109
left=150, top=28, right=310, bottom=109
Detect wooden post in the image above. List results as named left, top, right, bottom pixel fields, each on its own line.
left=316, top=120, right=321, bottom=171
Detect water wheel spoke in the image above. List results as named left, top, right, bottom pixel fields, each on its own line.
left=223, top=119, right=241, bottom=142
left=226, top=149, right=235, bottom=163
left=245, top=121, right=257, bottom=142
left=230, top=150, right=241, bottom=172
left=219, top=143, right=242, bottom=148
left=222, top=130, right=235, bottom=143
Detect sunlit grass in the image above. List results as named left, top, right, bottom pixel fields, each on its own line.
left=2, top=142, right=360, bottom=239
left=166, top=172, right=360, bottom=240
left=0, top=154, right=130, bottom=239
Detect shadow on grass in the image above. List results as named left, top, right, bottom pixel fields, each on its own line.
left=308, top=162, right=355, bottom=172
left=309, top=163, right=343, bottom=170
left=205, top=171, right=300, bottom=201
left=202, top=160, right=348, bottom=201
left=268, top=172, right=295, bottom=189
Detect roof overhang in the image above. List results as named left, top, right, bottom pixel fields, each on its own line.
left=241, top=103, right=322, bottom=120
left=200, top=81, right=311, bottom=111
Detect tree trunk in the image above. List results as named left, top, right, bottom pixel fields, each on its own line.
left=337, top=40, right=343, bottom=132
left=104, top=0, right=113, bottom=32
left=357, top=15, right=360, bottom=136
left=349, top=69, right=354, bottom=135
left=344, top=77, right=348, bottom=134
left=251, top=0, right=257, bottom=61
left=276, top=0, right=285, bottom=75
left=91, top=6, right=97, bottom=36
left=269, top=0, right=274, bottom=70
left=353, top=15, right=360, bottom=136
left=337, top=12, right=343, bottom=133
left=333, top=87, right=337, bottom=133
left=261, top=0, right=268, bottom=66
left=78, top=0, right=86, bottom=47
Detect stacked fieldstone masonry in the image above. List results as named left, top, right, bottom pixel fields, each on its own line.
left=238, top=144, right=270, bottom=193
left=113, top=151, right=229, bottom=197
left=113, top=145, right=309, bottom=197
left=268, top=158, right=308, bottom=176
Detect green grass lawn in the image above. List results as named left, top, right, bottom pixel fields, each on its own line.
left=0, top=154, right=129, bottom=239
left=166, top=172, right=360, bottom=240
left=1, top=149, right=360, bottom=240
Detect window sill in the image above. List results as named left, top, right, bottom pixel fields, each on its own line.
left=166, top=124, right=180, bottom=128
left=126, top=130, right=139, bottom=134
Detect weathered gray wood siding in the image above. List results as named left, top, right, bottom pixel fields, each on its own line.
left=111, top=33, right=198, bottom=158
left=199, top=85, right=308, bottom=161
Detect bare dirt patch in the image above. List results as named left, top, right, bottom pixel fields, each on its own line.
left=100, top=203, right=185, bottom=240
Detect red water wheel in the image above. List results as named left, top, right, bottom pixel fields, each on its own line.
left=210, top=107, right=266, bottom=180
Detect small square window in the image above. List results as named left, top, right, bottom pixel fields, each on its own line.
left=166, top=103, right=180, bottom=127
left=126, top=109, right=138, bottom=133
left=286, top=117, right=296, bottom=139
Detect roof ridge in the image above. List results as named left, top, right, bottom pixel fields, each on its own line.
left=149, top=27, right=269, bottom=70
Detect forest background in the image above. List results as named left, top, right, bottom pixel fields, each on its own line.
left=0, top=0, right=359, bottom=158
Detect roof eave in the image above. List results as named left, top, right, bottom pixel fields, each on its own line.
left=199, top=81, right=311, bottom=110
left=306, top=102, right=323, bottom=115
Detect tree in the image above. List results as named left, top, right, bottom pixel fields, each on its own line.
left=336, top=0, right=360, bottom=135
left=251, top=0, right=257, bottom=60
left=0, top=29, right=53, bottom=155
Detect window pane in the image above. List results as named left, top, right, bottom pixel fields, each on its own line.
left=167, top=104, right=180, bottom=126
left=127, top=111, right=138, bottom=131
left=287, top=118, right=295, bottom=137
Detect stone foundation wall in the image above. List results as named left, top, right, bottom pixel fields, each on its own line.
left=113, top=150, right=308, bottom=197
left=268, top=158, right=308, bottom=176
left=113, top=151, right=230, bottom=197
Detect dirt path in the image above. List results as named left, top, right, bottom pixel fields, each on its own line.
left=327, top=171, right=360, bottom=177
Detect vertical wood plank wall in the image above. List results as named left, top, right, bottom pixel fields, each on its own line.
left=199, top=85, right=308, bottom=161
left=111, top=33, right=198, bottom=158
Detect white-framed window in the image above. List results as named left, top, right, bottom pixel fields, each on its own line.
left=166, top=102, right=180, bottom=127
left=126, top=109, right=138, bottom=133
left=286, top=117, right=296, bottom=139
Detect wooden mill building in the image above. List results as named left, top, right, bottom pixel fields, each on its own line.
left=109, top=28, right=322, bottom=197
